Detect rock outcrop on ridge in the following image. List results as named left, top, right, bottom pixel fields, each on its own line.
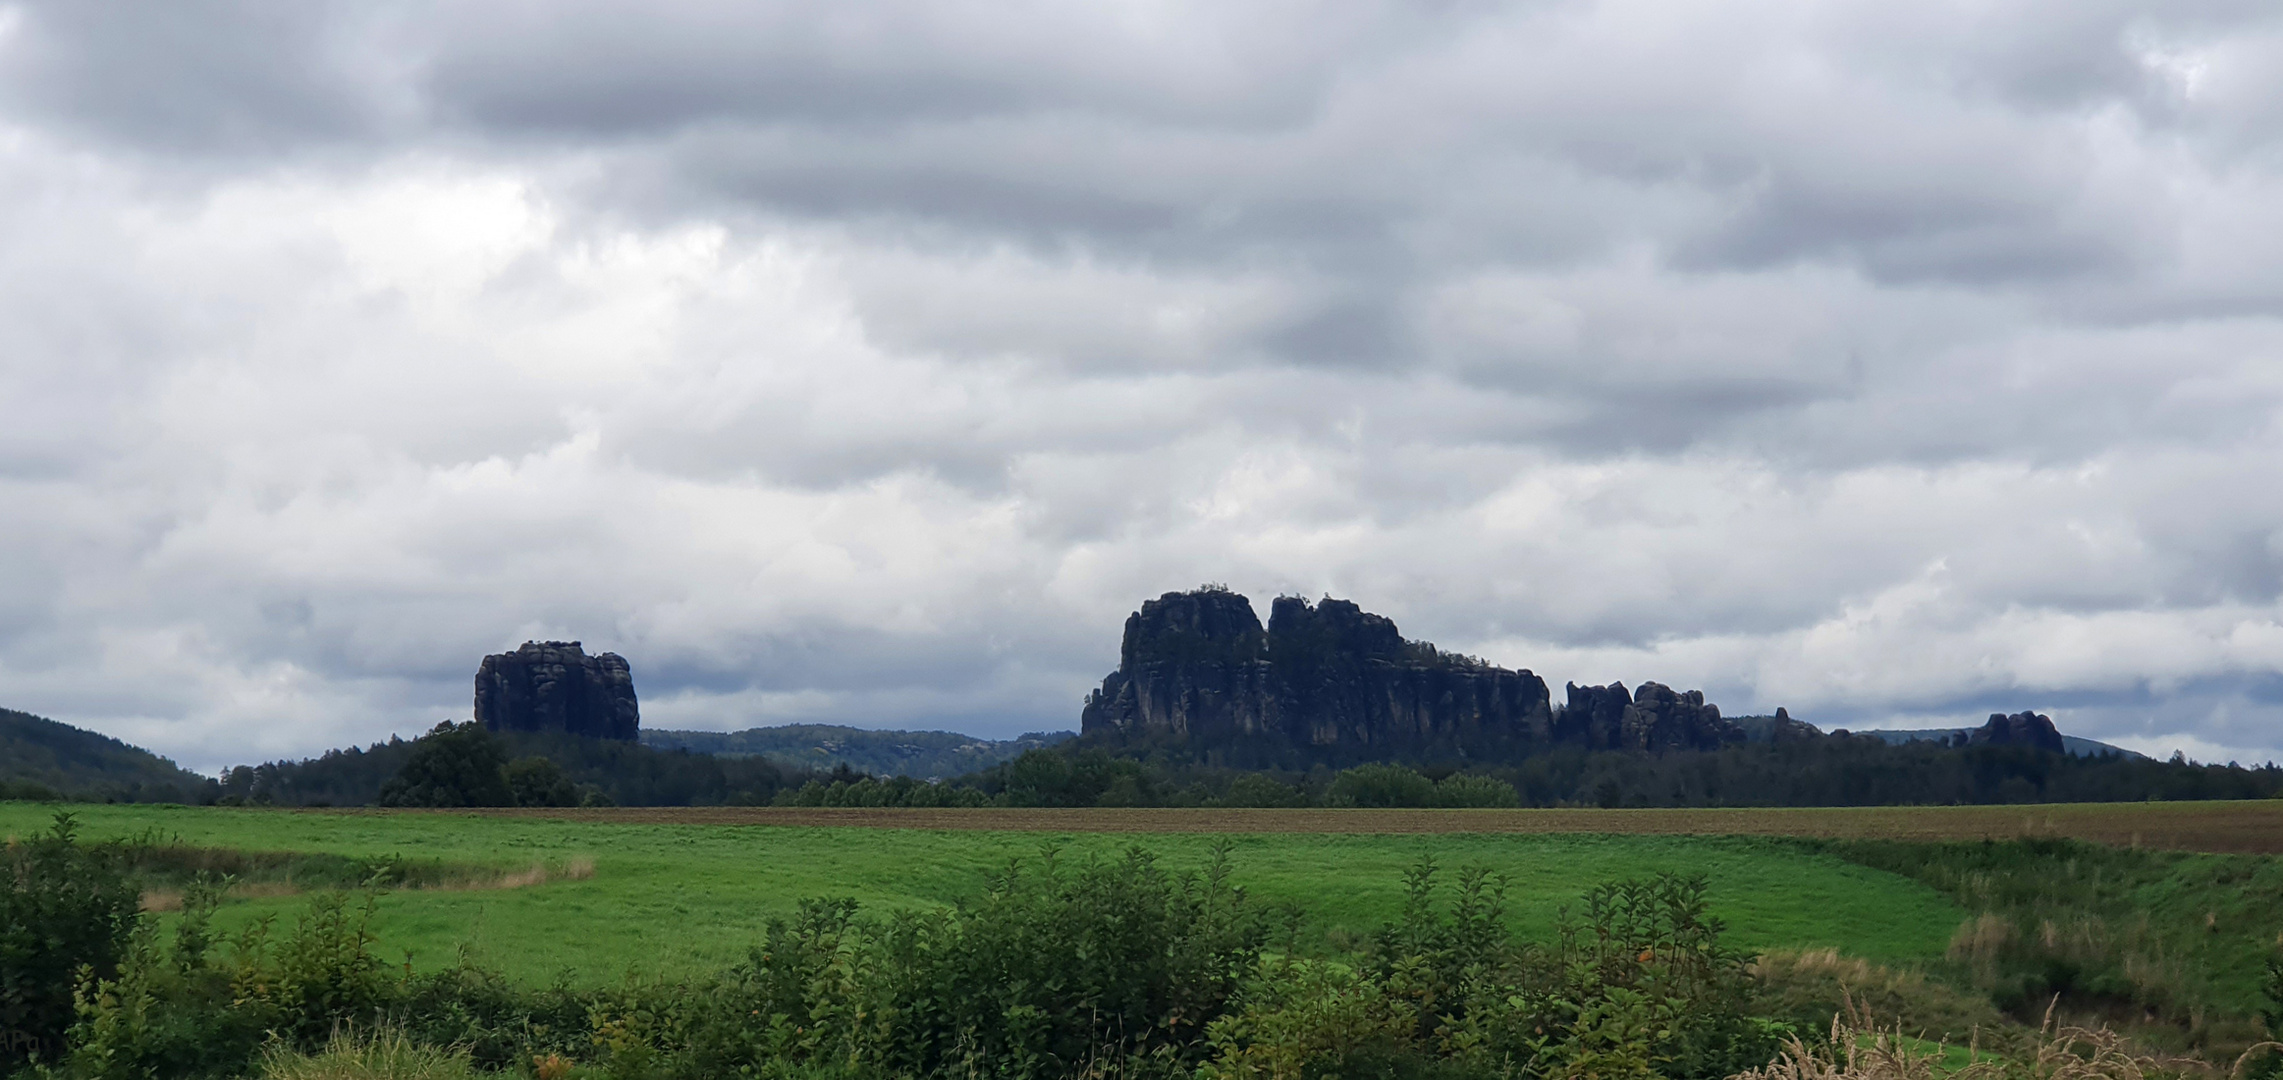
left=1559, top=680, right=1739, bottom=752
left=1080, top=588, right=1740, bottom=762
left=1967, top=710, right=2067, bottom=753
left=474, top=641, right=640, bottom=741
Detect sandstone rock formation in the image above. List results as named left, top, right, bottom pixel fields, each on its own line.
left=1557, top=682, right=1632, bottom=747
left=1968, top=710, right=2065, bottom=753
left=1558, top=680, right=1742, bottom=751
left=1082, top=588, right=1738, bottom=763
left=1622, top=682, right=1734, bottom=751
left=474, top=641, right=639, bottom=741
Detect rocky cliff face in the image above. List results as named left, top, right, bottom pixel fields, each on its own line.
left=1079, top=591, right=2092, bottom=764
left=1556, top=680, right=1740, bottom=751
left=1083, top=589, right=1741, bottom=762
left=1968, top=710, right=2066, bottom=753
left=474, top=641, right=640, bottom=741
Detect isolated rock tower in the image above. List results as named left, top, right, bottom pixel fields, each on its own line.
left=473, top=640, right=640, bottom=741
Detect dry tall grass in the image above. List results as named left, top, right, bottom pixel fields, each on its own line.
left=1730, top=998, right=2277, bottom=1080
left=1755, top=948, right=2007, bottom=1046
left=1732, top=1015, right=1997, bottom=1080
left=136, top=856, right=595, bottom=911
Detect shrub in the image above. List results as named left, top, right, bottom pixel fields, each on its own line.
left=32, top=842, right=1819, bottom=1080
left=377, top=723, right=512, bottom=808
left=1329, top=764, right=1437, bottom=808
left=1431, top=773, right=1520, bottom=809
left=452, top=844, right=1276, bottom=1080
left=846, top=845, right=1269, bottom=1077
left=1201, top=961, right=1431, bottom=1079
left=1222, top=773, right=1307, bottom=808
left=504, top=756, right=581, bottom=808
left=0, top=779, right=65, bottom=802
left=66, top=884, right=402, bottom=1080
left=2, top=813, right=141, bottom=1072
left=1405, top=865, right=1778, bottom=1080
left=1202, top=865, right=1784, bottom=1080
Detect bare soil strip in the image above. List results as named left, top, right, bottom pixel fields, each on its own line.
left=314, top=801, right=2283, bottom=853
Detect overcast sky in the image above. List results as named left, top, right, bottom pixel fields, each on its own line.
left=4, top=1, right=2282, bottom=773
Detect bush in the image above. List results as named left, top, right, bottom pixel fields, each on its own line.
left=34, top=843, right=1811, bottom=1080
left=504, top=756, right=581, bottom=808
left=1199, top=865, right=1785, bottom=1080
left=378, top=723, right=513, bottom=808
left=0, top=779, right=65, bottom=802
left=1432, top=773, right=1520, bottom=809
left=1221, top=773, right=1307, bottom=808
left=66, top=883, right=401, bottom=1080
left=846, top=845, right=1270, bottom=1077
left=1329, top=764, right=1437, bottom=808
left=2, top=813, right=141, bottom=1072
left=1202, top=961, right=1432, bottom=1079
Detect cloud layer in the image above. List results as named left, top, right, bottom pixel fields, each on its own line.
left=3, top=0, right=2281, bottom=771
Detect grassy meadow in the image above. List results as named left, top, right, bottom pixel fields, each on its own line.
left=14, top=798, right=2283, bottom=1078
left=2, top=802, right=1971, bottom=985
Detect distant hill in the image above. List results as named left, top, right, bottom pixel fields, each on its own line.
left=642, top=724, right=1074, bottom=779
left=1857, top=727, right=2147, bottom=760
left=0, top=707, right=216, bottom=802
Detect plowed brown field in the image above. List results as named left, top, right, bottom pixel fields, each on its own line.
left=344, top=800, right=2283, bottom=853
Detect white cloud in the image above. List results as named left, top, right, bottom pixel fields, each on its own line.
left=0, top=1, right=2281, bottom=771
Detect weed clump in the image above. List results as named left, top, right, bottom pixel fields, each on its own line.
left=1756, top=948, right=2009, bottom=1050
left=2, top=814, right=141, bottom=1072
left=256, top=1029, right=481, bottom=1080
left=1203, top=867, right=1784, bottom=1080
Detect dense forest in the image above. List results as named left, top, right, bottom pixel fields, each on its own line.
left=810, top=735, right=2283, bottom=810
left=158, top=719, right=2283, bottom=811
left=639, top=724, right=1072, bottom=778
left=213, top=723, right=839, bottom=808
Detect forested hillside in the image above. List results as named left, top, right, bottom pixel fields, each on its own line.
left=219, top=725, right=839, bottom=808
left=0, top=707, right=215, bottom=802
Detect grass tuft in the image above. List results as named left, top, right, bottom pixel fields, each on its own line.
left=258, top=1029, right=480, bottom=1080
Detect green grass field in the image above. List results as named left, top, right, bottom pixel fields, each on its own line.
left=2, top=802, right=1968, bottom=986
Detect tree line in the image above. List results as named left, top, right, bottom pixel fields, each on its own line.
left=794, top=735, right=2283, bottom=810
left=18, top=719, right=2278, bottom=812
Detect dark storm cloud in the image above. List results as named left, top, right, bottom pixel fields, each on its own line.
left=0, top=1, right=401, bottom=151
left=421, top=2, right=1364, bottom=134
